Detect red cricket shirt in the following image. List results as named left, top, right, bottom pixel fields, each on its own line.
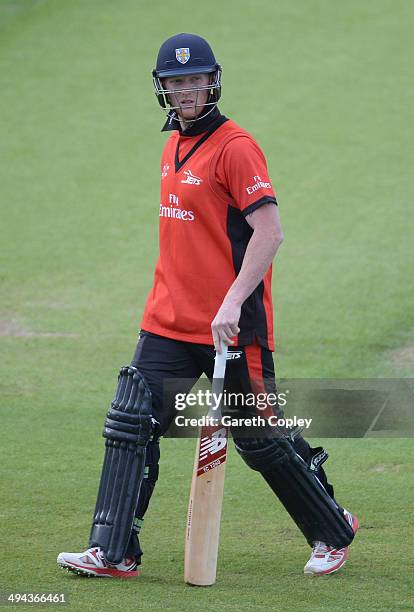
left=141, top=116, right=278, bottom=350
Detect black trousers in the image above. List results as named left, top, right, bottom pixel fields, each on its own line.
left=126, top=330, right=335, bottom=560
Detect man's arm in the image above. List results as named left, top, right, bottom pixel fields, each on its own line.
left=211, top=203, right=284, bottom=352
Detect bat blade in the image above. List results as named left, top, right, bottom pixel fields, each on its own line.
left=184, top=423, right=228, bottom=586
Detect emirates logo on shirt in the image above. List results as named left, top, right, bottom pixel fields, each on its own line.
left=159, top=193, right=195, bottom=222
left=181, top=169, right=203, bottom=186
left=246, top=175, right=272, bottom=195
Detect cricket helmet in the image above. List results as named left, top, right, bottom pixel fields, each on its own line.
left=152, top=33, right=222, bottom=114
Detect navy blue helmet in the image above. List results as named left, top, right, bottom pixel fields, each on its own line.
left=153, top=33, right=222, bottom=112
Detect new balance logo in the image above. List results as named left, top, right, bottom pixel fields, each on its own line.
left=199, top=428, right=227, bottom=460
left=181, top=169, right=203, bottom=185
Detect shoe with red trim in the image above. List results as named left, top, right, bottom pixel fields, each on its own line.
left=57, top=547, right=139, bottom=578
left=303, top=509, right=359, bottom=576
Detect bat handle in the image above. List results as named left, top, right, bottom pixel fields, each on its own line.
left=210, top=341, right=228, bottom=419
left=213, top=341, right=228, bottom=380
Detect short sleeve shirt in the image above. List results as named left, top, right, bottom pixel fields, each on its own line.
left=141, top=117, right=277, bottom=350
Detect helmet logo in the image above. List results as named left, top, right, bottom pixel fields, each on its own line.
left=175, top=47, right=190, bottom=64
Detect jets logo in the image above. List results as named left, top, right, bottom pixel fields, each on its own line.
left=227, top=350, right=243, bottom=360
left=175, top=47, right=190, bottom=64
left=181, top=169, right=202, bottom=185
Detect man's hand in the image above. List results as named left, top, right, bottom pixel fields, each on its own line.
left=211, top=298, right=241, bottom=353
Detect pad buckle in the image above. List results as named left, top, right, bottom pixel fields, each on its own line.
left=309, top=447, right=329, bottom=472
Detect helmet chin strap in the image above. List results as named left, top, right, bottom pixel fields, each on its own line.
left=173, top=103, right=217, bottom=127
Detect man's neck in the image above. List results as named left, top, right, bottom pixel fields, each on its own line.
left=178, top=108, right=217, bottom=134
left=179, top=117, right=193, bottom=132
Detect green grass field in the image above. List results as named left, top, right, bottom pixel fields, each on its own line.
left=1, top=0, right=413, bottom=610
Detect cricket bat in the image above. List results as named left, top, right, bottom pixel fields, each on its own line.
left=184, top=342, right=228, bottom=586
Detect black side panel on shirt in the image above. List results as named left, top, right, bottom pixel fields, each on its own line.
left=226, top=204, right=269, bottom=348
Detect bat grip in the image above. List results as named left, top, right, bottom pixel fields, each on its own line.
left=209, top=341, right=228, bottom=419
left=213, top=341, right=228, bottom=380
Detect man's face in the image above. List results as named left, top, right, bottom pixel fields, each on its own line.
left=163, top=73, right=211, bottom=120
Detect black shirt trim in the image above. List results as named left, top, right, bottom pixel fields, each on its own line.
left=242, top=196, right=278, bottom=217
left=174, top=114, right=228, bottom=173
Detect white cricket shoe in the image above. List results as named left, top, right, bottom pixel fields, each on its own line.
left=57, top=546, right=139, bottom=578
left=303, top=509, right=359, bottom=576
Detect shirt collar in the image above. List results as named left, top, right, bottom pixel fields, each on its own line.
left=161, top=106, right=225, bottom=136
